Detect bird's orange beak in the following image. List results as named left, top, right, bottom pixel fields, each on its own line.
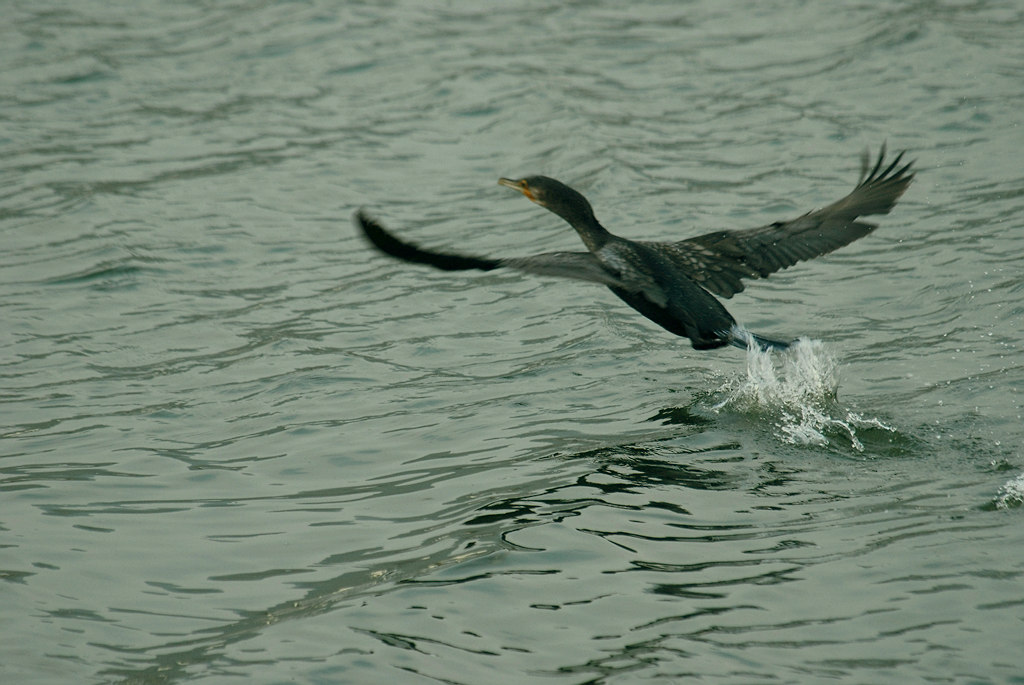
left=499, top=177, right=535, bottom=202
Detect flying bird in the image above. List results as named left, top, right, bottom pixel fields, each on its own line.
left=354, top=146, right=913, bottom=351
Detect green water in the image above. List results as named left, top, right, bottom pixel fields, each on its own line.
left=3, top=1, right=1022, bottom=683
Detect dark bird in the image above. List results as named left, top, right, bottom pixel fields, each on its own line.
left=354, top=146, right=914, bottom=352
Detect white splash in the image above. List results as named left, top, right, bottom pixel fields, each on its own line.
left=713, top=338, right=893, bottom=451
left=994, top=472, right=1024, bottom=510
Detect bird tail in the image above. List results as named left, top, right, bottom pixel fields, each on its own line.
left=725, top=325, right=792, bottom=352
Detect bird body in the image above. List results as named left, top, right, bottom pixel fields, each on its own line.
left=596, top=238, right=740, bottom=348
left=355, top=147, right=914, bottom=352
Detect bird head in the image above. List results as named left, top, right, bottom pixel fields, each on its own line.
left=498, top=176, right=596, bottom=227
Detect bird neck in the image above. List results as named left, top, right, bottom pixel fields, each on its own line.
left=569, top=215, right=613, bottom=252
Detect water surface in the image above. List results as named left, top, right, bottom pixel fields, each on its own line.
left=2, top=1, right=1023, bottom=683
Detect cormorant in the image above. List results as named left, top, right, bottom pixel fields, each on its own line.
left=354, top=146, right=913, bottom=351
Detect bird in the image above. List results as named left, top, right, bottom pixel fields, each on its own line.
left=354, top=146, right=914, bottom=352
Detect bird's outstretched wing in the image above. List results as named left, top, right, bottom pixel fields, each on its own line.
left=654, top=146, right=915, bottom=298
left=355, top=210, right=626, bottom=288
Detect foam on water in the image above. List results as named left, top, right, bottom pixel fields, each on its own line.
left=713, top=338, right=894, bottom=451
left=994, top=472, right=1024, bottom=510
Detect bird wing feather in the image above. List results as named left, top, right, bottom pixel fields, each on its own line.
left=500, top=252, right=628, bottom=288
left=651, top=146, right=915, bottom=298
left=355, top=210, right=629, bottom=288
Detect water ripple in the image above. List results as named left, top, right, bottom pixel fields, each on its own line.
left=2, top=1, right=1023, bottom=683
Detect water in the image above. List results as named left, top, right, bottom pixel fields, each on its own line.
left=3, top=1, right=1023, bottom=683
